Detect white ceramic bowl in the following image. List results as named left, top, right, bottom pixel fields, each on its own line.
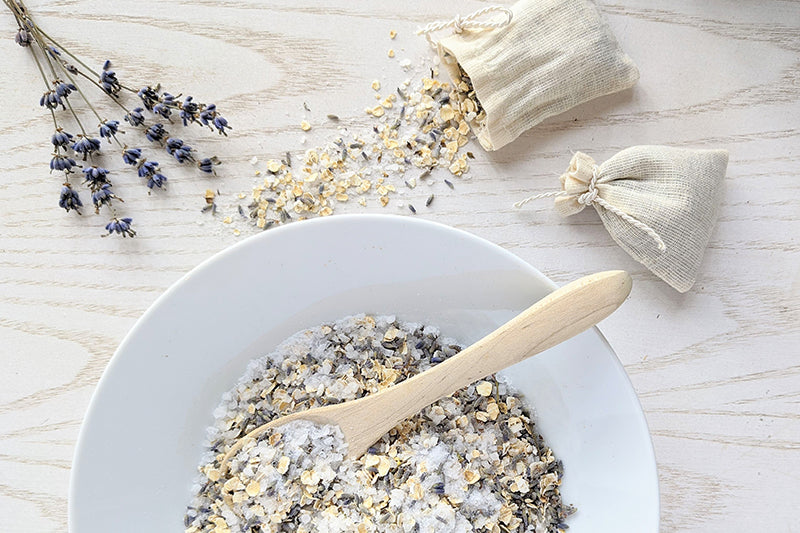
left=70, top=214, right=659, bottom=532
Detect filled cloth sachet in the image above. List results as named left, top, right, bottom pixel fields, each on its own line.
left=421, top=0, right=639, bottom=151
left=516, top=146, right=729, bottom=292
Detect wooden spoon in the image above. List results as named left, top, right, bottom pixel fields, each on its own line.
left=221, top=270, right=631, bottom=470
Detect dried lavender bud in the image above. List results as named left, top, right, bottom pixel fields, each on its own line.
left=124, top=107, right=145, bottom=127
left=39, top=90, right=62, bottom=110
left=104, top=217, right=135, bottom=237
left=145, top=123, right=167, bottom=144
left=14, top=28, right=31, bottom=47
left=50, top=154, right=78, bottom=173
left=180, top=96, right=199, bottom=126
left=53, top=80, right=76, bottom=99
left=58, top=184, right=82, bottom=213
left=99, top=66, right=121, bottom=96
left=213, top=116, right=229, bottom=136
left=197, top=157, right=218, bottom=174
left=81, top=166, right=110, bottom=188
left=98, top=120, right=120, bottom=142
left=198, top=103, right=229, bottom=135
left=153, top=102, right=171, bottom=120
left=137, top=86, right=159, bottom=110
left=72, top=136, right=101, bottom=160
left=121, top=148, right=141, bottom=166
left=165, top=137, right=193, bottom=163
left=137, top=160, right=167, bottom=189
left=51, top=129, right=74, bottom=148
left=91, top=183, right=118, bottom=211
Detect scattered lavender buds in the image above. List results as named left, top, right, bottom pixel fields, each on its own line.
left=5, top=0, right=230, bottom=236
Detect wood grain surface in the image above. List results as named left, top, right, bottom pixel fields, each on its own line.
left=0, top=0, right=798, bottom=531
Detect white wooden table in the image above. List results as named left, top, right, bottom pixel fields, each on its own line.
left=1, top=1, right=798, bottom=531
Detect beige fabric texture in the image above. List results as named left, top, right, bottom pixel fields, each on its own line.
left=438, top=0, right=639, bottom=151
left=553, top=146, right=729, bottom=292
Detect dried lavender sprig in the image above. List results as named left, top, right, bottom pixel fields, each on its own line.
left=6, top=0, right=228, bottom=237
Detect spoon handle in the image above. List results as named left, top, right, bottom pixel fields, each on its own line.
left=338, top=270, right=632, bottom=457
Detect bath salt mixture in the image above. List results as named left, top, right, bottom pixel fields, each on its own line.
left=185, top=315, right=574, bottom=533
left=242, top=65, right=481, bottom=230
left=448, top=64, right=487, bottom=136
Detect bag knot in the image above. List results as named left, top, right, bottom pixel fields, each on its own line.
left=555, top=152, right=598, bottom=216
left=515, top=151, right=666, bottom=252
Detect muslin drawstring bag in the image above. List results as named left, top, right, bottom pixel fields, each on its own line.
left=418, top=0, right=639, bottom=151
left=515, top=146, right=729, bottom=292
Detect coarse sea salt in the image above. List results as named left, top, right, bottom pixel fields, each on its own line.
left=185, top=315, right=574, bottom=533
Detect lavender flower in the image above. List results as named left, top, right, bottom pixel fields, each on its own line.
left=40, top=90, right=62, bottom=110
left=47, top=45, right=60, bottom=58
left=105, top=217, right=136, bottom=237
left=72, top=136, right=101, bottom=159
left=180, top=96, right=198, bottom=126
left=98, top=120, right=120, bottom=142
left=153, top=102, right=171, bottom=120
left=58, top=184, right=82, bottom=213
left=161, top=92, right=178, bottom=106
left=82, top=165, right=110, bottom=188
left=51, top=129, right=74, bottom=148
left=124, top=107, right=145, bottom=127
left=91, top=183, right=118, bottom=211
left=145, top=123, right=167, bottom=144
left=137, top=160, right=167, bottom=189
left=137, top=86, right=159, bottom=110
left=213, top=116, right=229, bottom=136
left=99, top=61, right=121, bottom=95
left=53, top=80, right=76, bottom=98
left=146, top=172, right=167, bottom=189
left=197, top=157, right=218, bottom=174
left=50, top=154, right=78, bottom=173
left=15, top=28, right=31, bottom=47
left=198, top=103, right=230, bottom=135
left=199, top=104, right=216, bottom=127
left=122, top=147, right=141, bottom=165
left=165, top=137, right=193, bottom=163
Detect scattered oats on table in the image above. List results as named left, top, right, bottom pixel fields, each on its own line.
left=185, top=315, right=574, bottom=533
left=244, top=67, right=480, bottom=231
